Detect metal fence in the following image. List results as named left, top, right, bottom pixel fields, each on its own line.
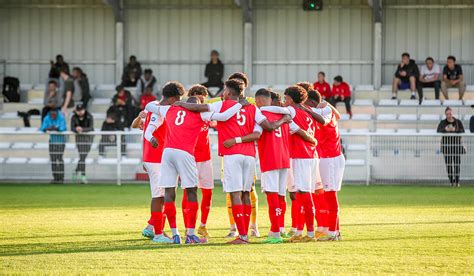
left=0, top=131, right=472, bottom=185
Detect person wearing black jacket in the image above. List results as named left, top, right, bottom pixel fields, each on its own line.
left=121, top=55, right=142, bottom=87
left=437, top=107, right=465, bottom=187
left=392, top=52, right=420, bottom=101
left=201, top=50, right=224, bottom=97
left=71, top=104, right=94, bottom=184
left=49, top=55, right=69, bottom=79
left=98, top=113, right=127, bottom=157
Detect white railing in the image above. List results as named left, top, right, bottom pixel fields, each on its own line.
left=0, top=131, right=472, bottom=185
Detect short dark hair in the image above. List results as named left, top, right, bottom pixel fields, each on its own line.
left=255, top=88, right=272, bottom=98
left=402, top=52, right=410, bottom=58
left=445, top=106, right=452, bottom=113
left=48, top=80, right=57, bottom=86
left=318, top=71, right=325, bottom=77
left=227, top=72, right=249, bottom=88
left=447, top=55, right=456, bottom=62
left=334, top=75, right=343, bottom=83
left=296, top=82, right=313, bottom=93
left=144, top=69, right=152, bottom=74
left=130, top=55, right=136, bottom=60
left=307, top=89, right=322, bottom=104
left=188, top=84, right=209, bottom=97
left=211, top=50, right=219, bottom=56
left=56, top=54, right=63, bottom=60
left=115, top=85, right=124, bottom=92
left=162, top=81, right=186, bottom=99
left=270, top=91, right=281, bottom=102
left=224, top=79, right=245, bottom=97
left=425, top=57, right=434, bottom=62
left=284, top=85, right=307, bottom=104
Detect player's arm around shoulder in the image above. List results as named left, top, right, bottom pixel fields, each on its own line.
left=223, top=124, right=263, bottom=148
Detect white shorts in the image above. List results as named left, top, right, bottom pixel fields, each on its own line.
left=320, top=154, right=345, bottom=192
left=196, top=160, right=214, bottom=189
left=261, top=168, right=288, bottom=196
left=286, top=158, right=315, bottom=193
left=143, top=162, right=165, bottom=198
left=158, top=148, right=198, bottom=189
left=313, top=158, right=323, bottom=192
left=223, top=154, right=255, bottom=193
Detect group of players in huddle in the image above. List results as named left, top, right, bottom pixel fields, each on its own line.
left=132, top=72, right=345, bottom=244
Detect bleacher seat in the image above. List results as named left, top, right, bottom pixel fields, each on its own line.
left=340, top=114, right=350, bottom=121
left=96, top=84, right=116, bottom=91
left=28, top=98, right=43, bottom=105
left=398, top=114, right=417, bottom=121
left=379, top=99, right=398, bottom=106
left=6, top=157, right=28, bottom=164
left=443, top=100, right=463, bottom=106
left=353, top=99, right=373, bottom=106
left=464, top=100, right=474, bottom=106
left=380, top=85, right=391, bottom=91
left=33, top=84, right=45, bottom=90
left=93, top=98, right=111, bottom=105
left=352, top=114, right=372, bottom=121
left=12, top=142, right=34, bottom=149
left=397, top=128, right=417, bottom=134
left=0, top=127, right=16, bottom=133
left=375, top=128, right=396, bottom=133
left=421, top=99, right=441, bottom=106
left=0, top=157, right=4, bottom=164
left=1, top=112, right=18, bottom=119
left=377, top=114, right=397, bottom=120
left=0, top=142, right=11, bottom=149
left=419, top=129, right=437, bottom=134
left=28, top=158, right=49, bottom=164
left=399, top=100, right=418, bottom=106
left=17, top=127, right=39, bottom=133
left=419, top=114, right=440, bottom=121
left=20, top=84, right=33, bottom=90
left=355, top=85, right=374, bottom=91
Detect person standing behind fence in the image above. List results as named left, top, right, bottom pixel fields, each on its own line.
left=436, top=107, right=465, bottom=187
left=40, top=109, right=67, bottom=184
left=71, top=104, right=94, bottom=184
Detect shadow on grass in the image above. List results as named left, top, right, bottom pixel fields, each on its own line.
left=344, top=220, right=474, bottom=227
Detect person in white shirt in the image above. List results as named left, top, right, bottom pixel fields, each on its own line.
left=418, top=57, right=441, bottom=100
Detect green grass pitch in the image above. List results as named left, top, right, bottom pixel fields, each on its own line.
left=0, top=184, right=472, bottom=274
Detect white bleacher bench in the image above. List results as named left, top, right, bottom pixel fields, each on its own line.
left=380, top=85, right=392, bottom=91
left=17, top=127, right=40, bottom=133
left=419, top=129, right=437, bottom=134
left=466, top=85, right=474, bottom=91
left=12, top=142, right=34, bottom=149
left=6, top=157, right=28, bottom=164
left=20, top=84, right=33, bottom=90
left=376, top=114, right=397, bottom=121
left=355, top=85, right=374, bottom=91
left=0, top=142, right=12, bottom=149
left=93, top=98, right=111, bottom=105
left=397, top=128, right=417, bottom=134
left=0, top=127, right=17, bottom=133
left=375, top=128, right=396, bottom=133
left=339, top=128, right=349, bottom=134
left=421, top=99, right=441, bottom=106
left=398, top=114, right=417, bottom=121
left=419, top=114, right=440, bottom=121
left=28, top=98, right=44, bottom=105
left=346, top=159, right=365, bottom=166
left=1, top=112, right=18, bottom=119
left=33, top=84, right=46, bottom=90
left=347, top=144, right=367, bottom=151
left=350, top=128, right=370, bottom=134
left=379, top=99, right=398, bottom=106
left=463, top=100, right=474, bottom=106
left=28, top=158, right=50, bottom=164
left=442, top=100, right=463, bottom=107
left=0, top=157, right=4, bottom=164
left=399, top=100, right=418, bottom=106
left=353, top=99, right=373, bottom=106
left=352, top=114, right=372, bottom=121
left=96, top=84, right=116, bottom=91
left=340, top=114, right=351, bottom=121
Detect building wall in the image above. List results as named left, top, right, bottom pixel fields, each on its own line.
left=0, top=0, right=115, bottom=85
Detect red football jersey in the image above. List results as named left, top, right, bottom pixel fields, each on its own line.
left=217, top=100, right=257, bottom=157
left=313, top=81, right=332, bottom=99
left=258, top=111, right=290, bottom=172
left=289, top=107, right=316, bottom=159
left=163, top=106, right=204, bottom=156
left=332, top=82, right=351, bottom=97
left=317, top=112, right=342, bottom=158
left=143, top=112, right=166, bottom=163
left=194, top=122, right=211, bottom=162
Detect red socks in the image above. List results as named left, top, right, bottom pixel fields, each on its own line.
left=243, top=204, right=252, bottom=232
left=164, top=202, right=177, bottom=229
left=291, top=197, right=301, bottom=229
left=324, top=191, right=339, bottom=232
left=296, top=192, right=315, bottom=232
left=186, top=201, right=199, bottom=230
left=181, top=192, right=189, bottom=228
left=266, top=193, right=280, bottom=233
left=278, top=195, right=286, bottom=229
left=151, top=212, right=163, bottom=235
left=232, top=204, right=247, bottom=236
left=200, top=188, right=213, bottom=225
left=313, top=190, right=328, bottom=229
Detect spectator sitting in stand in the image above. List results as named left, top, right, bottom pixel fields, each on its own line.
left=201, top=50, right=224, bottom=97
left=140, top=87, right=156, bottom=110
left=418, top=57, right=441, bottom=101
left=136, top=68, right=159, bottom=101
left=108, top=85, right=134, bottom=130
left=441, top=55, right=466, bottom=100
left=122, top=55, right=142, bottom=87
left=71, top=104, right=94, bottom=184
left=40, top=109, right=67, bottom=184
left=313, top=71, right=332, bottom=101
left=392, top=52, right=420, bottom=101
left=331, top=75, right=352, bottom=119
left=48, top=54, right=69, bottom=79
left=72, top=67, right=91, bottom=108
left=99, top=113, right=126, bottom=157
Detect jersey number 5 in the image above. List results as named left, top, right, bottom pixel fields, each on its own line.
left=175, top=110, right=186, bottom=126
left=237, top=109, right=246, bottom=126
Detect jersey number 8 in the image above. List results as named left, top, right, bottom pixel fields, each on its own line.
left=175, top=110, right=186, bottom=126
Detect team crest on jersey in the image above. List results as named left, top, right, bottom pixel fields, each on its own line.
left=151, top=117, right=156, bottom=122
